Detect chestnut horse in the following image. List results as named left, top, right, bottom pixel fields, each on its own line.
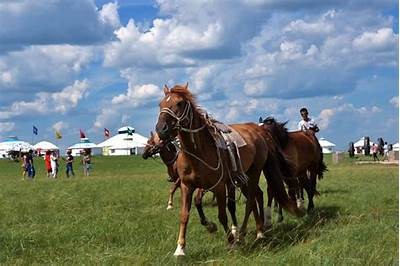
left=259, top=116, right=327, bottom=223
left=142, top=132, right=218, bottom=233
left=155, top=83, right=304, bottom=256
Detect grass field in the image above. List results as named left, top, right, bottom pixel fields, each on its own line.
left=0, top=154, right=398, bottom=265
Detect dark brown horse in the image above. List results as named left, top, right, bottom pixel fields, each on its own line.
left=142, top=132, right=218, bottom=233
left=155, top=83, right=304, bottom=256
left=259, top=116, right=327, bottom=223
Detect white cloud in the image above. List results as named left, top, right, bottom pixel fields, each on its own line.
left=0, top=80, right=89, bottom=119
left=0, top=0, right=120, bottom=52
left=52, top=80, right=90, bottom=113
left=52, top=121, right=69, bottom=132
left=390, top=96, right=399, bottom=108
left=353, top=28, right=398, bottom=51
left=111, top=83, right=161, bottom=106
left=0, top=45, right=93, bottom=92
left=0, top=122, right=15, bottom=133
left=318, top=108, right=335, bottom=130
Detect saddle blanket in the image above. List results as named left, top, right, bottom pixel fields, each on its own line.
left=213, top=122, right=247, bottom=149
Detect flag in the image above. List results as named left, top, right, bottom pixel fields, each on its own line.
left=55, top=131, right=62, bottom=139
left=127, top=127, right=133, bottom=136
left=32, top=126, right=38, bottom=135
left=104, top=128, right=110, bottom=138
left=80, top=129, right=86, bottom=139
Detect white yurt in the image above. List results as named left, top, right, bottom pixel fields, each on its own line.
left=33, top=141, right=59, bottom=155
left=97, top=126, right=148, bottom=156
left=68, top=138, right=101, bottom=156
left=393, top=142, right=399, bottom=151
left=354, top=137, right=374, bottom=155
left=0, top=136, right=34, bottom=159
left=318, top=137, right=336, bottom=154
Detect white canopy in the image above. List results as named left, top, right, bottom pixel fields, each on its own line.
left=98, top=127, right=148, bottom=149
left=0, top=136, right=33, bottom=152
left=393, top=142, right=399, bottom=151
left=33, top=141, right=59, bottom=151
left=319, top=137, right=336, bottom=147
left=68, top=138, right=99, bottom=149
left=354, top=137, right=374, bottom=147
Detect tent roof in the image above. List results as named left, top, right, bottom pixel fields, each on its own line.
left=98, top=131, right=148, bottom=148
left=354, top=137, right=374, bottom=147
left=319, top=137, right=336, bottom=147
left=0, top=138, right=33, bottom=152
left=33, top=141, right=59, bottom=150
left=68, top=138, right=98, bottom=149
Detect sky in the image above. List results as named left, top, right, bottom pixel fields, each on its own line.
left=0, top=0, right=398, bottom=151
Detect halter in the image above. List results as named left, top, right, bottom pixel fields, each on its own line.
left=159, top=100, right=225, bottom=192
left=159, top=101, right=206, bottom=134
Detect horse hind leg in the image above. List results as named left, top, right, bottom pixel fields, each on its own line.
left=227, top=185, right=238, bottom=239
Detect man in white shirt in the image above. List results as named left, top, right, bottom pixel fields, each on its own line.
left=298, top=107, right=319, bottom=132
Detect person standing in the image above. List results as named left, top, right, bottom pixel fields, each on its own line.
left=44, top=151, right=52, bottom=178
left=383, top=142, right=389, bottom=160
left=65, top=150, right=75, bottom=178
left=298, top=107, right=319, bottom=132
left=50, top=151, right=58, bottom=178
left=82, top=149, right=91, bottom=176
left=371, top=144, right=379, bottom=161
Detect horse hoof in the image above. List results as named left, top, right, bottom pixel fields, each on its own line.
left=296, top=199, right=305, bottom=209
left=256, top=232, right=266, bottom=240
left=166, top=205, right=173, bottom=210
left=206, top=222, right=218, bottom=233
left=227, top=231, right=235, bottom=244
left=173, top=244, right=186, bottom=257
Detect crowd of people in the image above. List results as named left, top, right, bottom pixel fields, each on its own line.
left=21, top=149, right=92, bottom=180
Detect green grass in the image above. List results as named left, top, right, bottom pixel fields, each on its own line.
left=0, top=154, right=398, bottom=265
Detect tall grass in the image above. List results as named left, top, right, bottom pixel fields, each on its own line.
left=0, top=154, right=397, bottom=264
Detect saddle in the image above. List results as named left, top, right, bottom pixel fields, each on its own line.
left=211, top=121, right=248, bottom=185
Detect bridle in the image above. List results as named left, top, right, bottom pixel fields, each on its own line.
left=158, top=99, right=226, bottom=192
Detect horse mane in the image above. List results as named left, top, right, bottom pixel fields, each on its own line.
left=170, top=85, right=198, bottom=108
left=170, top=85, right=208, bottom=118
left=263, top=116, right=289, bottom=148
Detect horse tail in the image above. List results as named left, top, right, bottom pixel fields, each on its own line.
left=264, top=144, right=305, bottom=218
left=317, top=140, right=328, bottom=180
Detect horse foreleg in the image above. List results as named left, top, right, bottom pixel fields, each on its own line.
left=227, top=185, right=238, bottom=239
left=174, top=182, right=194, bottom=257
left=167, top=178, right=180, bottom=210
left=195, top=189, right=217, bottom=233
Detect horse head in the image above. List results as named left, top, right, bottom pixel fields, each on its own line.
left=155, top=82, right=198, bottom=141
left=142, top=131, right=161, bottom=159
left=259, top=116, right=289, bottom=148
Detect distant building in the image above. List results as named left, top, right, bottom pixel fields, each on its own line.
left=33, top=141, right=59, bottom=156
left=354, top=137, right=375, bottom=155
left=97, top=126, right=148, bottom=156
left=0, top=136, right=33, bottom=159
left=68, top=138, right=101, bottom=156
left=318, top=137, right=336, bottom=154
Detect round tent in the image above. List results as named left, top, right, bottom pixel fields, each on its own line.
left=68, top=138, right=101, bottom=156
left=33, top=141, right=59, bottom=155
left=354, top=137, right=374, bottom=155
left=393, top=142, right=399, bottom=151
left=0, top=136, right=34, bottom=159
left=97, top=126, right=148, bottom=156
left=318, top=137, right=336, bottom=154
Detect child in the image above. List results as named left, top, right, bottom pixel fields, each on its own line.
left=44, top=151, right=52, bottom=178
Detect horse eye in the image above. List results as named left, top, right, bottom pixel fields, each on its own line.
left=177, top=101, right=183, bottom=107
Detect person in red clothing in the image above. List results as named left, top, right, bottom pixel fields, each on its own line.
left=44, top=150, right=52, bottom=178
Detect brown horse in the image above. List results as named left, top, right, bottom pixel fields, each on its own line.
left=142, top=132, right=218, bottom=233
left=259, top=116, right=327, bottom=223
left=155, top=83, right=304, bottom=256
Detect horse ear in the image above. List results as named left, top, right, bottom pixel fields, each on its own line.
left=259, top=117, right=263, bottom=123
left=163, top=84, right=170, bottom=95
left=183, top=82, right=189, bottom=90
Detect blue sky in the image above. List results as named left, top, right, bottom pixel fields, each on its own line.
left=0, top=0, right=398, bottom=150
